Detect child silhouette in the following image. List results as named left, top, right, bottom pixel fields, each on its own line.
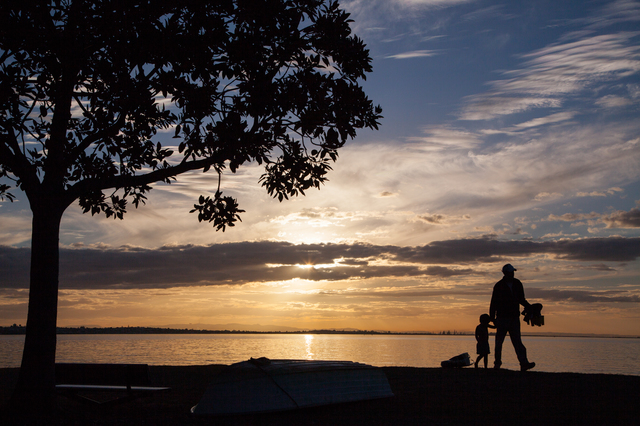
left=475, top=314, right=496, bottom=368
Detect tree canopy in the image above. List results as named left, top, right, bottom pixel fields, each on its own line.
left=0, top=0, right=381, bottom=228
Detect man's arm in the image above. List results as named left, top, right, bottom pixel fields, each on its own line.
left=489, top=285, right=497, bottom=320
left=516, top=279, right=531, bottom=308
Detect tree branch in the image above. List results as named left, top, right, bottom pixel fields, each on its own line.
left=0, top=133, right=40, bottom=193
left=0, top=120, right=23, bottom=157
left=66, top=153, right=226, bottom=202
left=69, top=114, right=125, bottom=161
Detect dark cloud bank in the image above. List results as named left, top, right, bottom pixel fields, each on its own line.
left=1, top=237, right=638, bottom=292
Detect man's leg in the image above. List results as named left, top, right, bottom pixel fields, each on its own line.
left=494, top=323, right=507, bottom=368
left=508, top=318, right=535, bottom=370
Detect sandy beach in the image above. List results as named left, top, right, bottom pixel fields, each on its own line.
left=1, top=365, right=639, bottom=425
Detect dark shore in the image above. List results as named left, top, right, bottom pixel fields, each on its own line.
left=2, top=365, right=639, bottom=425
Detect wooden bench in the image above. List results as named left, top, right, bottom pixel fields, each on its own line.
left=55, top=363, right=170, bottom=406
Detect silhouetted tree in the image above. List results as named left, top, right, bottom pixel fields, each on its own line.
left=0, top=0, right=381, bottom=412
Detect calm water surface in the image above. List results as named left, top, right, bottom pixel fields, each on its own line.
left=1, top=334, right=639, bottom=376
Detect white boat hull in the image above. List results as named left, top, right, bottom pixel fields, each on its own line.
left=191, top=358, right=394, bottom=415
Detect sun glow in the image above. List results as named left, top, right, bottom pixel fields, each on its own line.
left=296, top=262, right=344, bottom=269
left=297, top=264, right=315, bottom=269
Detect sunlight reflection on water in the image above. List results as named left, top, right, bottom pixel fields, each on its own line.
left=1, top=334, right=638, bottom=375
left=305, top=334, right=314, bottom=359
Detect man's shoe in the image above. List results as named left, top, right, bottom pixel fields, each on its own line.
left=521, top=362, right=535, bottom=371
left=493, top=361, right=502, bottom=369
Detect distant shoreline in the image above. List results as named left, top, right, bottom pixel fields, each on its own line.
left=1, top=325, right=638, bottom=339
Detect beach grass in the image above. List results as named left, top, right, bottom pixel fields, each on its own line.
left=1, top=364, right=639, bottom=425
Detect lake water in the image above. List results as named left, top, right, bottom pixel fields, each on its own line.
left=1, top=334, right=639, bottom=376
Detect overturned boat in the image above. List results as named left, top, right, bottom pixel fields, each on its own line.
left=191, top=357, right=394, bottom=415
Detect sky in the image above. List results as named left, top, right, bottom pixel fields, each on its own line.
left=1, top=0, right=639, bottom=335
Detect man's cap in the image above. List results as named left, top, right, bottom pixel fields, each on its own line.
left=502, top=264, right=517, bottom=273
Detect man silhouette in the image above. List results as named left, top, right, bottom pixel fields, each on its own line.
left=490, top=264, right=535, bottom=371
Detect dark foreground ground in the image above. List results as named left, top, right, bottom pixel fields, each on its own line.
left=1, top=365, right=639, bottom=425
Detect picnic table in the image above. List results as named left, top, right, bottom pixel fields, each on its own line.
left=55, top=363, right=170, bottom=406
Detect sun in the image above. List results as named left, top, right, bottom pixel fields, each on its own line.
left=297, top=263, right=315, bottom=269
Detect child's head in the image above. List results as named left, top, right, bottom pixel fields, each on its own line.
left=479, top=314, right=491, bottom=325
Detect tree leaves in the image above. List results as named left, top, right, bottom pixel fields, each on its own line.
left=0, top=0, right=382, bottom=231
left=190, top=192, right=245, bottom=232
left=0, top=183, right=15, bottom=202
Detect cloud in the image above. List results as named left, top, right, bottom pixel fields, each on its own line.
left=421, top=35, right=447, bottom=42
left=1, top=236, right=638, bottom=290
left=3, top=117, right=636, bottom=253
left=270, top=208, right=376, bottom=229
left=459, top=32, right=640, bottom=120
left=256, top=122, right=639, bottom=248
left=533, top=192, right=564, bottom=202
left=407, top=126, right=482, bottom=150
left=576, top=187, right=624, bottom=197
left=415, top=213, right=471, bottom=225
left=582, top=0, right=640, bottom=30
left=330, top=283, right=485, bottom=299
left=377, top=191, right=398, bottom=198
left=0, top=216, right=32, bottom=246
left=571, top=263, right=618, bottom=272
left=459, top=96, right=561, bottom=121
left=462, top=4, right=515, bottom=21
left=395, top=0, right=474, bottom=6
left=348, top=284, right=640, bottom=304
left=350, top=0, right=474, bottom=12
left=513, top=112, right=576, bottom=129
left=342, top=0, right=475, bottom=39
left=547, top=213, right=601, bottom=222
left=602, top=208, right=640, bottom=228
left=504, top=33, right=640, bottom=94
left=393, top=237, right=640, bottom=263
left=527, top=287, right=640, bottom=303
left=545, top=207, right=640, bottom=229
left=596, top=95, right=633, bottom=108
left=385, top=50, right=439, bottom=59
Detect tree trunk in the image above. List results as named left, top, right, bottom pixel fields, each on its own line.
left=10, top=202, right=64, bottom=415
